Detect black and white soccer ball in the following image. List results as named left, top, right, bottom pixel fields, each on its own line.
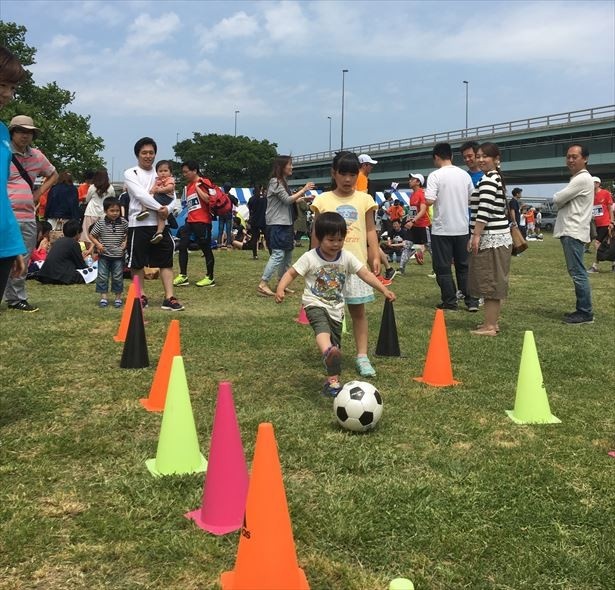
left=334, top=381, right=383, bottom=432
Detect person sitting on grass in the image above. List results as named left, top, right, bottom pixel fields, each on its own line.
left=35, top=219, right=87, bottom=285
left=88, top=197, right=129, bottom=308
left=135, top=160, right=177, bottom=244
left=275, top=212, right=396, bottom=397
left=230, top=216, right=252, bottom=251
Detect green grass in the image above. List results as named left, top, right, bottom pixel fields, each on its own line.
left=1, top=236, right=614, bottom=590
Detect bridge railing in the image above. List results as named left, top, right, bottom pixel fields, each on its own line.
left=293, top=105, right=615, bottom=164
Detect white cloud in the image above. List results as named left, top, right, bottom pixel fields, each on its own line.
left=199, top=11, right=260, bottom=52
left=123, top=12, right=181, bottom=50
left=48, top=35, right=77, bottom=49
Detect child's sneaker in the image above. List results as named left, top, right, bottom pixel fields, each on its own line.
left=161, top=296, right=184, bottom=311
left=322, top=379, right=342, bottom=397
left=173, top=274, right=189, bottom=286
left=384, top=267, right=397, bottom=280
left=150, top=232, right=163, bottom=244
left=323, top=345, right=342, bottom=375
left=355, top=356, right=376, bottom=377
left=113, top=299, right=122, bottom=308
left=136, top=210, right=150, bottom=221
left=140, top=295, right=149, bottom=309
left=98, top=299, right=108, bottom=308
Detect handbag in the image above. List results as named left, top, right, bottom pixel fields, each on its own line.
left=505, top=193, right=528, bottom=256
left=510, top=224, right=528, bottom=256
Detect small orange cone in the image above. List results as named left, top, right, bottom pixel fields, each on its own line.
left=140, top=319, right=181, bottom=412
left=113, top=280, right=136, bottom=343
left=413, top=309, right=460, bottom=387
left=294, top=305, right=309, bottom=325
left=220, top=423, right=309, bottom=590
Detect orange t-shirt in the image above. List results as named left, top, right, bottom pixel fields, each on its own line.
left=77, top=182, right=90, bottom=202
left=525, top=210, right=535, bottom=224
left=388, top=204, right=405, bottom=222
left=356, top=171, right=368, bottom=193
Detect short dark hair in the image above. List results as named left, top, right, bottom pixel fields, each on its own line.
left=0, top=47, right=27, bottom=84
left=331, top=151, right=360, bottom=174
left=315, top=212, right=347, bottom=241
left=567, top=143, right=589, bottom=158
left=512, top=188, right=522, bottom=196
left=133, top=137, right=157, bottom=157
left=155, top=160, right=172, bottom=172
left=432, top=142, right=452, bottom=160
left=63, top=219, right=82, bottom=238
left=103, top=196, right=121, bottom=211
left=460, top=141, right=479, bottom=154
left=181, top=160, right=200, bottom=173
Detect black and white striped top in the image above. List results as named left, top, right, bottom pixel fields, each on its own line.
left=469, top=170, right=509, bottom=235
left=90, top=217, right=129, bottom=259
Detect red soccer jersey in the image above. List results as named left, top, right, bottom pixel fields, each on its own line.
left=409, top=188, right=430, bottom=227
left=185, top=181, right=212, bottom=224
left=593, top=189, right=614, bottom=227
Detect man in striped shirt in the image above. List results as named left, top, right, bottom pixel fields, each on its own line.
left=5, top=115, right=58, bottom=312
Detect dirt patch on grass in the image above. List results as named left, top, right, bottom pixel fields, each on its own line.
left=39, top=493, right=88, bottom=519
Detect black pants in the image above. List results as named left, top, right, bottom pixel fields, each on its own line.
left=250, top=225, right=267, bottom=257
left=431, top=233, right=478, bottom=308
left=178, top=222, right=214, bottom=279
left=0, top=256, right=16, bottom=301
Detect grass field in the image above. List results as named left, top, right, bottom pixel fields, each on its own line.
left=1, top=235, right=614, bottom=590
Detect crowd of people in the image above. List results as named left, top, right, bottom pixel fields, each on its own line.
left=2, top=45, right=613, bottom=392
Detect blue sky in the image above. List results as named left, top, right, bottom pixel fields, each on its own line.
left=2, top=0, right=614, bottom=193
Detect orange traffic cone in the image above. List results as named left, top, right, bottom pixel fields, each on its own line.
left=220, top=423, right=309, bottom=590
left=294, top=305, right=309, bottom=325
left=113, top=279, right=136, bottom=343
left=413, top=309, right=460, bottom=387
left=140, top=319, right=181, bottom=412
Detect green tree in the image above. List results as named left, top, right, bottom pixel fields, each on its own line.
left=0, top=22, right=105, bottom=179
left=174, top=133, right=278, bottom=187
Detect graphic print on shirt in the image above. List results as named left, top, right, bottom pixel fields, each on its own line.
left=311, top=263, right=347, bottom=304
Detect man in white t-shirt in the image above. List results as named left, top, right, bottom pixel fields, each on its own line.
left=425, top=142, right=478, bottom=311
left=124, top=137, right=183, bottom=311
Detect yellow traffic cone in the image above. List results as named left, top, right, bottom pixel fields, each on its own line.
left=506, top=331, right=560, bottom=424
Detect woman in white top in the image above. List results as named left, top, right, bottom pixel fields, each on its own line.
left=82, top=169, right=115, bottom=253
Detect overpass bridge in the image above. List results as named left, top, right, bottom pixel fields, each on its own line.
left=290, top=105, right=615, bottom=191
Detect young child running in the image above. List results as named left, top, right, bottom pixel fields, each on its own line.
left=89, top=197, right=129, bottom=308
left=310, top=151, right=382, bottom=378
left=135, top=160, right=177, bottom=244
left=276, top=212, right=395, bottom=396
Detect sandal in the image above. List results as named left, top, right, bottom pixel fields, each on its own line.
left=257, top=284, right=274, bottom=297
left=470, top=327, right=498, bottom=336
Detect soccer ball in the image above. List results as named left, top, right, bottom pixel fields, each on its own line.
left=334, top=381, right=383, bottom=432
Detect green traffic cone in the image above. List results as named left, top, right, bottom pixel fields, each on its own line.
left=506, top=331, right=560, bottom=425
left=146, top=356, right=207, bottom=476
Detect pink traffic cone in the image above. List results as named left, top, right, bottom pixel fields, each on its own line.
left=608, top=451, right=615, bottom=458
left=185, top=381, right=249, bottom=535
left=133, top=274, right=142, bottom=301
left=294, top=305, right=309, bottom=325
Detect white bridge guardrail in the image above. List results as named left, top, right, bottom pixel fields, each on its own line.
left=293, top=105, right=615, bottom=164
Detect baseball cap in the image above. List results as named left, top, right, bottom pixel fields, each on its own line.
left=409, top=173, right=425, bottom=186
left=592, top=176, right=601, bottom=184
left=9, top=115, right=41, bottom=136
left=358, top=154, right=378, bottom=165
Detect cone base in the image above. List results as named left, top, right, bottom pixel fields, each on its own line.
left=413, top=376, right=460, bottom=387
left=220, top=567, right=309, bottom=590
left=139, top=397, right=164, bottom=412
left=505, top=409, right=561, bottom=425
left=184, top=508, right=242, bottom=536
left=294, top=318, right=309, bottom=325
left=113, top=334, right=124, bottom=343
left=145, top=454, right=207, bottom=477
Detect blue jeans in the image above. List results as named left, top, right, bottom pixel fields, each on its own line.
left=96, top=257, right=124, bottom=295
left=261, top=249, right=292, bottom=283
left=217, top=215, right=233, bottom=247
left=560, top=236, right=593, bottom=316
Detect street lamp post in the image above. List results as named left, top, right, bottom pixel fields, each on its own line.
left=341, top=69, right=348, bottom=149
left=327, top=116, right=332, bottom=152
left=234, top=110, right=240, bottom=136
left=463, top=80, right=469, bottom=135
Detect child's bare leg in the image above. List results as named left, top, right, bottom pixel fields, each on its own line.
left=150, top=213, right=165, bottom=244
left=348, top=303, right=368, bottom=356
